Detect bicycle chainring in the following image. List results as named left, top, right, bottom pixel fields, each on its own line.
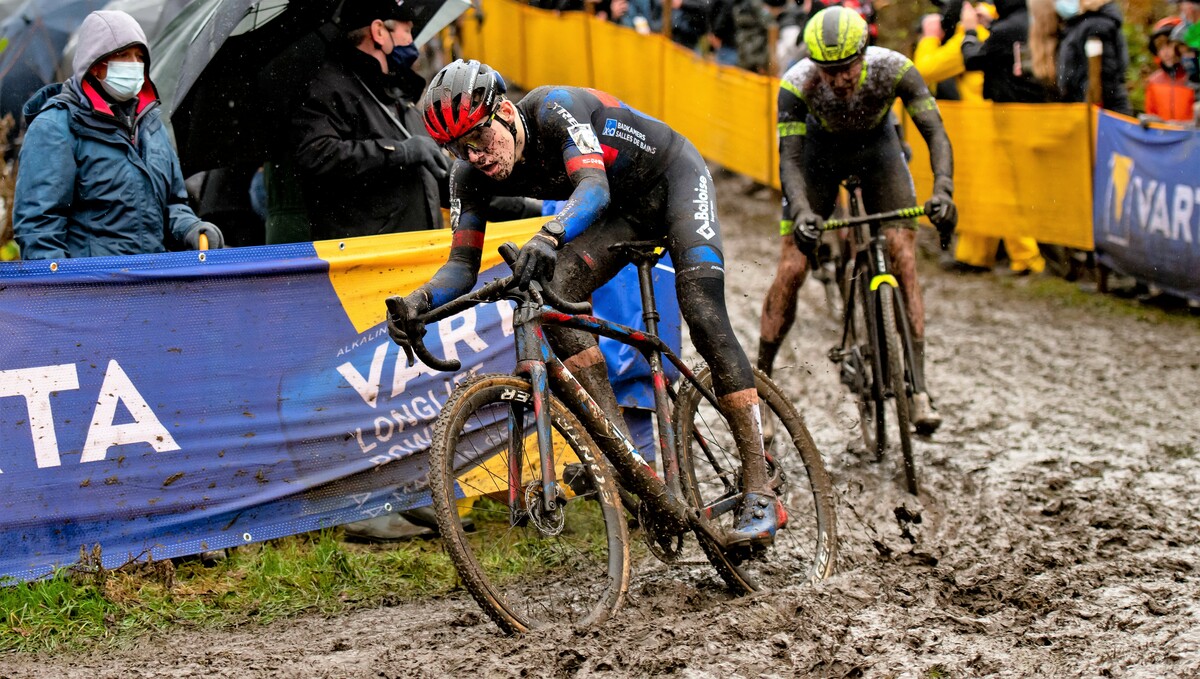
left=638, top=501, right=686, bottom=563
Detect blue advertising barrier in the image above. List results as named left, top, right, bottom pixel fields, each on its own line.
left=0, top=223, right=679, bottom=583
left=1094, top=112, right=1200, bottom=302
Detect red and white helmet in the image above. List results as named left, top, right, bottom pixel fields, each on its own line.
left=422, top=59, right=508, bottom=145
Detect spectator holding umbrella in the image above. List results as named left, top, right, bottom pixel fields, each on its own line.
left=13, top=9, right=222, bottom=260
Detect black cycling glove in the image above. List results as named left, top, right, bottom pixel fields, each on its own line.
left=512, top=232, right=559, bottom=290
left=924, top=182, right=958, bottom=250
left=791, top=212, right=823, bottom=261
left=386, top=289, right=431, bottom=366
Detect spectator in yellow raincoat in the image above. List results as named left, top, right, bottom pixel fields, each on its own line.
left=913, top=1, right=1046, bottom=275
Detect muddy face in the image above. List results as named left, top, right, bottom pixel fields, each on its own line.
left=816, top=58, right=863, bottom=97
left=451, top=120, right=517, bottom=180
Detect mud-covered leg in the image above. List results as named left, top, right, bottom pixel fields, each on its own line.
left=888, top=227, right=941, bottom=434
left=759, top=236, right=810, bottom=376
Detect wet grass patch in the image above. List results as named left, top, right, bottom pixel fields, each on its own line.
left=1004, top=276, right=1200, bottom=327
left=1159, top=442, right=1198, bottom=460
left=0, top=529, right=457, bottom=653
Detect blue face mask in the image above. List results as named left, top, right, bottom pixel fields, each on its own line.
left=101, top=60, right=144, bottom=102
left=387, top=43, right=420, bottom=72
left=1054, top=0, right=1078, bottom=19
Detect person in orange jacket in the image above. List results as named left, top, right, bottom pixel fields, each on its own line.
left=1144, top=17, right=1195, bottom=124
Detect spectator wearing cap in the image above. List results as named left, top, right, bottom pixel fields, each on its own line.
left=1144, top=17, right=1194, bottom=123
left=290, top=0, right=452, bottom=240
left=13, top=10, right=223, bottom=260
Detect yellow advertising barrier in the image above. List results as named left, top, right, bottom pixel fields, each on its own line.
left=459, top=0, right=1097, bottom=250
left=906, top=101, right=1094, bottom=250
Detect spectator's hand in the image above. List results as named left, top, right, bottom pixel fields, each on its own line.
left=386, top=290, right=431, bottom=366
left=921, top=13, right=944, bottom=40
left=925, top=189, right=958, bottom=250
left=512, top=231, right=559, bottom=290
left=960, top=2, right=978, bottom=31
left=791, top=211, right=823, bottom=260
left=610, top=0, right=629, bottom=20
left=185, top=222, right=225, bottom=250
left=399, top=136, right=452, bottom=179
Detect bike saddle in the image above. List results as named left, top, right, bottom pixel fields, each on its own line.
left=608, top=240, right=665, bottom=264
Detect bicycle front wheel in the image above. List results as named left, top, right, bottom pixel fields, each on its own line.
left=877, top=286, right=918, bottom=494
left=428, top=374, right=630, bottom=634
left=676, top=366, right=838, bottom=592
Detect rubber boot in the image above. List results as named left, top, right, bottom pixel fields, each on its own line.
left=910, top=339, right=942, bottom=435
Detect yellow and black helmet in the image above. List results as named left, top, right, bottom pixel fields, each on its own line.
left=804, top=6, right=868, bottom=66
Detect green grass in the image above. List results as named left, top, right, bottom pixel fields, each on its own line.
left=999, top=274, right=1200, bottom=328
left=0, top=530, right=457, bottom=653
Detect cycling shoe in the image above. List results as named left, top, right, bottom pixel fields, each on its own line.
left=726, top=491, right=785, bottom=550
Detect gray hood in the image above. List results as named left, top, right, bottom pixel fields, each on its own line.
left=71, top=10, right=149, bottom=81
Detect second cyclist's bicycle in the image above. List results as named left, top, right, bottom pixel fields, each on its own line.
left=824, top=178, right=925, bottom=495
left=395, top=241, right=838, bottom=633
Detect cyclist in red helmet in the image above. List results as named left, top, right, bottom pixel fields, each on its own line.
left=388, top=59, right=784, bottom=550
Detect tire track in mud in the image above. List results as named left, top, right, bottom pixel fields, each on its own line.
left=6, top=176, right=1200, bottom=678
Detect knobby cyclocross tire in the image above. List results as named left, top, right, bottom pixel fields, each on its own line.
left=428, top=374, right=630, bottom=634
left=849, top=268, right=884, bottom=458
left=876, top=287, right=918, bottom=494
left=674, top=366, right=838, bottom=593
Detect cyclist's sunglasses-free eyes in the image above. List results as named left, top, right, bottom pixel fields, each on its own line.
left=447, top=113, right=498, bottom=160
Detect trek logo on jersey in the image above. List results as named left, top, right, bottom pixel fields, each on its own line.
left=601, top=118, right=656, bottom=154
left=550, top=102, right=581, bottom=127
left=568, top=123, right=603, bottom=155
left=693, top=175, right=715, bottom=240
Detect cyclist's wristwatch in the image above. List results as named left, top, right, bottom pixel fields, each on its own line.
left=540, top=221, right=566, bottom=248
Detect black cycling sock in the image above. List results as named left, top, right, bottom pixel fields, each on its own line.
left=757, top=338, right=781, bottom=376
left=911, top=338, right=929, bottom=395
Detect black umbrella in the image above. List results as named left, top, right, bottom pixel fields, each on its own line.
left=152, top=0, right=469, bottom=176
left=0, top=0, right=107, bottom=122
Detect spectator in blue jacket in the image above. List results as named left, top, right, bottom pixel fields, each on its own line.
left=13, top=10, right=223, bottom=260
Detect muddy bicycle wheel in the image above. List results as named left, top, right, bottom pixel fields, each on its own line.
left=675, top=366, right=838, bottom=592
left=428, top=374, right=630, bottom=634
left=877, top=287, right=918, bottom=495
left=847, top=267, right=884, bottom=457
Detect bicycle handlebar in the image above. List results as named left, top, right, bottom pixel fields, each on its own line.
left=821, top=205, right=925, bottom=230
left=395, top=241, right=593, bottom=372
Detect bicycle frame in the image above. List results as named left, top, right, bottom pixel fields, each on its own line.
left=828, top=181, right=922, bottom=404
left=425, top=252, right=730, bottom=543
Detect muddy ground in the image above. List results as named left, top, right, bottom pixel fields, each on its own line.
left=4, top=175, right=1199, bottom=678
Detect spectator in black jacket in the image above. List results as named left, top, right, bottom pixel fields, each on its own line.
left=291, top=0, right=452, bottom=240
left=961, top=0, right=1056, bottom=102
left=1055, top=0, right=1132, bottom=114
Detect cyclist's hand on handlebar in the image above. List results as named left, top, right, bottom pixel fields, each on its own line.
left=512, top=232, right=558, bottom=290
left=924, top=191, right=958, bottom=250
left=791, top=212, right=823, bottom=261
left=385, top=290, right=431, bottom=365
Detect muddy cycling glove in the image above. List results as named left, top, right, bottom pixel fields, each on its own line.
left=791, top=213, right=823, bottom=261
left=512, top=229, right=560, bottom=290
left=925, top=179, right=958, bottom=250
left=386, top=289, right=431, bottom=366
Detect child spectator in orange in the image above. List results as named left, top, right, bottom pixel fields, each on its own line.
left=1144, top=17, right=1195, bottom=123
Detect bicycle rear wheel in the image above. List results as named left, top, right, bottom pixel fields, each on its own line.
left=675, top=366, right=838, bottom=592
left=876, top=286, right=918, bottom=494
left=428, top=374, right=630, bottom=634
